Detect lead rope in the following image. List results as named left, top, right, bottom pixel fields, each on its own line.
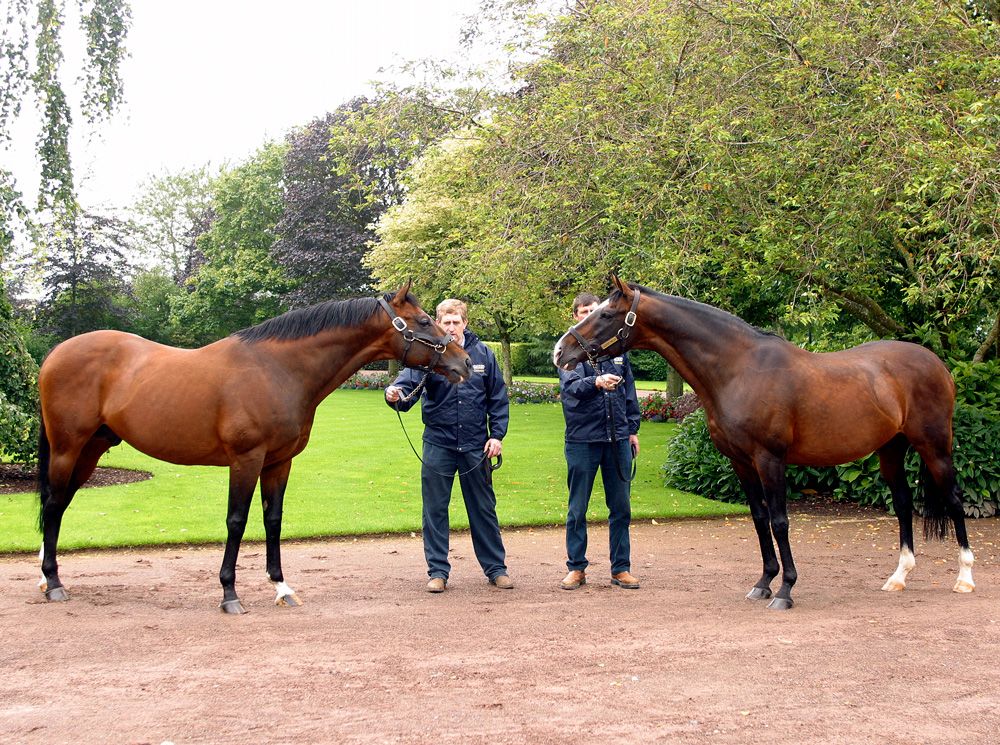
left=391, top=382, right=502, bottom=478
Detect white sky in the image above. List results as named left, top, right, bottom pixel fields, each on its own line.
left=15, top=0, right=486, bottom=210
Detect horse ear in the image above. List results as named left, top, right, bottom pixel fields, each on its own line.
left=393, top=280, right=412, bottom=305
left=611, top=274, right=630, bottom=296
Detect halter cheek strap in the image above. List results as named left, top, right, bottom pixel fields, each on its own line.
left=377, top=297, right=454, bottom=374
left=570, top=288, right=641, bottom=365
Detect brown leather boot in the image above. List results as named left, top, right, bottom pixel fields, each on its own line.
left=426, top=577, right=446, bottom=593
left=611, top=571, right=640, bottom=589
left=561, top=570, right=586, bottom=590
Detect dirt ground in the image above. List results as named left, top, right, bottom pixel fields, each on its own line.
left=2, top=499, right=999, bottom=745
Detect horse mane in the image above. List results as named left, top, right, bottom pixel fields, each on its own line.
left=616, top=283, right=779, bottom=338
left=233, top=291, right=414, bottom=344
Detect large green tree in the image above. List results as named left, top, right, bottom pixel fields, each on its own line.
left=455, top=0, right=1000, bottom=362
left=171, top=142, right=291, bottom=345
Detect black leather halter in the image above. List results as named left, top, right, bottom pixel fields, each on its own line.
left=377, top=297, right=454, bottom=374
left=569, top=288, right=641, bottom=365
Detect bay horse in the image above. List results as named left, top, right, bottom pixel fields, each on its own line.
left=36, top=284, right=471, bottom=614
left=553, top=276, right=974, bottom=609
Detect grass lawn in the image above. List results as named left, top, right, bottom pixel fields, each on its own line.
left=0, top=390, right=745, bottom=553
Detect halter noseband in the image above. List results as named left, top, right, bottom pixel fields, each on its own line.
left=377, top=297, right=455, bottom=374
left=569, top=288, right=640, bottom=366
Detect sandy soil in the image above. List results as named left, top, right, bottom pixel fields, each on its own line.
left=2, top=499, right=999, bottom=745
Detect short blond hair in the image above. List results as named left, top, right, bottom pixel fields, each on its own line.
left=436, top=298, right=468, bottom=321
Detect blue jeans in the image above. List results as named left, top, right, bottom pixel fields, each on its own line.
left=565, top=441, right=632, bottom=575
left=421, top=441, right=507, bottom=581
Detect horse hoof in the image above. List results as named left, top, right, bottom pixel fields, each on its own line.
left=276, top=593, right=302, bottom=607
left=219, top=599, right=247, bottom=615
left=881, top=580, right=905, bottom=592
left=746, top=587, right=772, bottom=601
left=766, top=597, right=794, bottom=610
left=953, top=580, right=975, bottom=593
left=45, top=586, right=69, bottom=602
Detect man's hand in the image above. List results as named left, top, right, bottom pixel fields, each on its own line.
left=629, top=433, right=640, bottom=455
left=385, top=385, right=402, bottom=403
left=596, top=374, right=622, bottom=390
left=484, top=438, right=503, bottom=459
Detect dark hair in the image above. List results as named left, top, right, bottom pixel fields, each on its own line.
left=572, top=292, right=600, bottom=315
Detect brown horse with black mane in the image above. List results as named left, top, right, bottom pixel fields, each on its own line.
left=37, top=284, right=471, bottom=614
left=554, top=276, right=974, bottom=609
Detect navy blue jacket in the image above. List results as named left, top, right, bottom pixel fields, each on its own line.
left=559, top=354, right=640, bottom=444
left=388, top=330, right=509, bottom=453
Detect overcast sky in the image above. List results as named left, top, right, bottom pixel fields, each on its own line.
left=26, top=0, right=486, bottom=209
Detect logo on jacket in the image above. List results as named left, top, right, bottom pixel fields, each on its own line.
left=473, top=363, right=486, bottom=374
left=613, top=356, right=624, bottom=365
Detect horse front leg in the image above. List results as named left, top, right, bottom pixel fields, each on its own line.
left=731, top=461, right=779, bottom=602
left=755, top=457, right=796, bottom=610
left=260, top=459, right=301, bottom=607
left=877, top=436, right=916, bottom=591
left=218, top=453, right=264, bottom=615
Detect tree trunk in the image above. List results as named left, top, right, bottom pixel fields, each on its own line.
left=666, top=365, right=684, bottom=398
left=500, top=335, right=513, bottom=388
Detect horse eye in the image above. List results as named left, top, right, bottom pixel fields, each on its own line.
left=601, top=311, right=614, bottom=320
left=419, top=317, right=431, bottom=327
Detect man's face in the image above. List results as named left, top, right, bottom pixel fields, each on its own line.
left=573, top=302, right=599, bottom=324
left=438, top=312, right=468, bottom=339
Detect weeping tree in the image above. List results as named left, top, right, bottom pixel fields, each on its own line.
left=1, top=0, right=130, bottom=463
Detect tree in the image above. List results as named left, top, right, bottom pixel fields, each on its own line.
left=34, top=211, right=134, bottom=341
left=451, top=0, right=1000, bottom=363
left=369, top=134, right=565, bottom=385
left=2, top=0, right=130, bottom=218
left=1, top=0, right=129, bottom=462
left=128, top=165, right=216, bottom=279
left=171, top=142, right=291, bottom=345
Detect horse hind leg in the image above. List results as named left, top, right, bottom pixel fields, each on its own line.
left=910, top=437, right=974, bottom=593
left=39, top=434, right=113, bottom=601
left=877, top=435, right=916, bottom=592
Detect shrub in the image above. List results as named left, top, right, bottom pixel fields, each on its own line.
left=629, top=349, right=673, bottom=381
left=507, top=380, right=560, bottom=404
left=662, top=403, right=1000, bottom=518
left=639, top=390, right=674, bottom=421
left=339, top=371, right=393, bottom=390
left=671, top=391, right=703, bottom=423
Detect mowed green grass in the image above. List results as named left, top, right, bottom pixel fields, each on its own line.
left=0, top=390, right=745, bottom=553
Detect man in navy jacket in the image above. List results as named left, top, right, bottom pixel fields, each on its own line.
left=558, top=292, right=641, bottom=590
left=385, top=298, right=513, bottom=593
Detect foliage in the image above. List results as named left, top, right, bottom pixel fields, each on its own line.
left=339, top=371, right=393, bottom=390
left=662, top=403, right=1000, bottom=517
left=507, top=379, right=560, bottom=404
left=128, top=165, right=216, bottom=280
left=670, top=391, right=703, bottom=423
left=638, top=390, right=673, bottom=422
left=0, top=292, right=39, bottom=464
left=172, top=142, right=291, bottom=345
left=1, top=0, right=130, bottom=219
left=272, top=101, right=384, bottom=307
left=629, top=349, right=673, bottom=382
left=124, top=266, right=185, bottom=344
left=447, top=0, right=1000, bottom=363
left=34, top=211, right=134, bottom=341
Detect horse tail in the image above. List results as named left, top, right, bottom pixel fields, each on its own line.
left=37, top=417, right=51, bottom=534
left=919, top=460, right=950, bottom=541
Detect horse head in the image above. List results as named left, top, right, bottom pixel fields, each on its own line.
left=553, top=275, right=641, bottom=370
left=380, top=282, right=472, bottom=383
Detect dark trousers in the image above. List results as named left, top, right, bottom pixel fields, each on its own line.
left=565, top=440, right=632, bottom=575
left=421, top=441, right=507, bottom=581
